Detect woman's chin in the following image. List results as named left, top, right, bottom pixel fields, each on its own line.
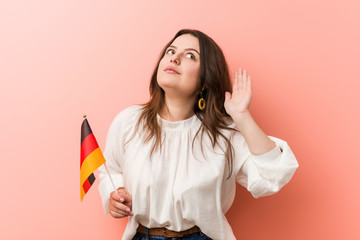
left=157, top=80, right=178, bottom=90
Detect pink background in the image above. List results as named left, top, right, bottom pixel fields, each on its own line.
left=1, top=0, right=359, bottom=239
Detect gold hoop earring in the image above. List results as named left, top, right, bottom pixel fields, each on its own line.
left=198, top=86, right=206, bottom=111
left=198, top=98, right=205, bottom=110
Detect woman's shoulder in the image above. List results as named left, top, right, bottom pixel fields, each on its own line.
left=111, top=104, right=143, bottom=127
left=115, top=104, right=143, bottom=117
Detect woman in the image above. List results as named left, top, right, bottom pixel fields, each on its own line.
left=98, top=29, right=299, bottom=240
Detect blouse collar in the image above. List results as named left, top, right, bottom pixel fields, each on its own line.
left=157, top=113, right=200, bottom=131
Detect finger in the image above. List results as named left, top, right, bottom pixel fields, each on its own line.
left=116, top=190, right=133, bottom=205
left=122, top=201, right=132, bottom=211
left=121, top=192, right=132, bottom=204
left=118, top=194, right=132, bottom=210
left=117, top=188, right=130, bottom=203
left=233, top=70, right=238, bottom=91
left=117, top=187, right=129, bottom=195
left=110, top=191, right=123, bottom=202
left=237, top=68, right=242, bottom=90
left=242, top=69, right=247, bottom=89
left=247, top=75, right=252, bottom=92
left=110, top=199, right=132, bottom=213
left=109, top=209, right=127, bottom=218
left=109, top=201, right=131, bottom=215
left=110, top=204, right=130, bottom=216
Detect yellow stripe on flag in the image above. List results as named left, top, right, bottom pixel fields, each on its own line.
left=80, top=147, right=106, bottom=198
left=81, top=186, right=86, bottom=201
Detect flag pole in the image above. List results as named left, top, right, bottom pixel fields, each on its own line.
left=103, top=162, right=119, bottom=194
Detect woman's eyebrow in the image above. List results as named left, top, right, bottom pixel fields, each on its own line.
left=168, top=45, right=200, bottom=55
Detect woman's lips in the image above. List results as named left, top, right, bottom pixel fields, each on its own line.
left=164, top=66, right=180, bottom=74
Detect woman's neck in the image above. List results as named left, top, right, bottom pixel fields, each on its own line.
left=159, top=95, right=196, bottom=121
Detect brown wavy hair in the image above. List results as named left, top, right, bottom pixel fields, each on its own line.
left=135, top=29, right=237, bottom=179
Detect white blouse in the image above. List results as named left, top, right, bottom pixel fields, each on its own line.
left=98, top=105, right=299, bottom=240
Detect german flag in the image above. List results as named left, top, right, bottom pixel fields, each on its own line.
left=80, top=115, right=106, bottom=201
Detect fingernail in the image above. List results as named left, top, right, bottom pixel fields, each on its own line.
left=126, top=208, right=130, bottom=212
left=120, top=198, right=124, bottom=202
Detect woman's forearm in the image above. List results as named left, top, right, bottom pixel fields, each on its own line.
left=233, top=111, right=276, bottom=155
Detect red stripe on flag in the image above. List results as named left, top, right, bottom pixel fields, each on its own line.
left=82, top=178, right=91, bottom=194
left=80, top=133, right=99, bottom=167
left=82, top=173, right=95, bottom=194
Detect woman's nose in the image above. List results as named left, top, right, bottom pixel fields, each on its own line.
left=170, top=55, right=180, bottom=64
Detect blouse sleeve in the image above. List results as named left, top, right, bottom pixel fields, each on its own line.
left=232, top=132, right=299, bottom=198
left=98, top=111, right=127, bottom=216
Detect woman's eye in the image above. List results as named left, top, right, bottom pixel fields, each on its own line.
left=167, top=49, right=175, bottom=54
left=186, top=53, right=195, bottom=60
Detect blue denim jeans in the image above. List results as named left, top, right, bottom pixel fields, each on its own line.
left=131, top=226, right=212, bottom=240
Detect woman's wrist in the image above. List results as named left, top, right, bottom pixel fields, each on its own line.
left=231, top=110, right=252, bottom=131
